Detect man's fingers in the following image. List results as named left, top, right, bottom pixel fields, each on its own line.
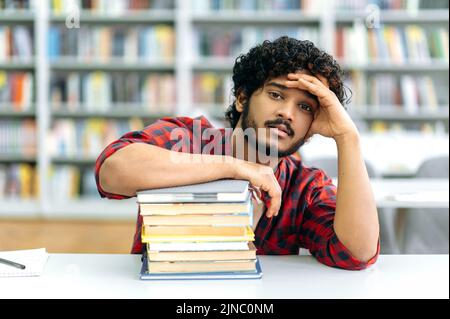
left=288, top=73, right=328, bottom=89
left=285, top=77, right=324, bottom=96
left=249, top=185, right=262, bottom=202
left=315, top=74, right=329, bottom=88
left=295, top=78, right=328, bottom=99
left=266, top=185, right=282, bottom=218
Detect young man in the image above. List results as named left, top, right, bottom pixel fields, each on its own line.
left=96, top=37, right=379, bottom=270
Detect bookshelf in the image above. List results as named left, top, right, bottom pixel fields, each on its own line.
left=0, top=0, right=448, bottom=218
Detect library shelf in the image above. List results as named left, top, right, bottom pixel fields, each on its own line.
left=50, top=10, right=175, bottom=24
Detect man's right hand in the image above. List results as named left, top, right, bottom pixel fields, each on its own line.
left=233, top=160, right=282, bottom=218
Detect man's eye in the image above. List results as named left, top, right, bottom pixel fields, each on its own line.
left=269, top=92, right=282, bottom=100
left=299, top=104, right=313, bottom=112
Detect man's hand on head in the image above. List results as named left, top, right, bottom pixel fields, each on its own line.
left=284, top=72, right=359, bottom=143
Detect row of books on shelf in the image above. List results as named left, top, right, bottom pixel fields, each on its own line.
left=48, top=25, right=175, bottom=63
left=2, top=71, right=446, bottom=116
left=48, top=118, right=143, bottom=158
left=51, top=0, right=175, bottom=15
left=0, top=0, right=32, bottom=10
left=4, top=25, right=448, bottom=67
left=3, top=0, right=449, bottom=13
left=51, top=72, right=176, bottom=113
left=194, top=27, right=319, bottom=59
left=334, top=0, right=449, bottom=11
left=193, top=0, right=322, bottom=13
left=0, top=119, right=36, bottom=156
left=0, top=163, right=37, bottom=199
left=193, top=72, right=232, bottom=106
left=0, top=72, right=33, bottom=111
left=48, top=165, right=97, bottom=200
left=193, top=71, right=448, bottom=114
left=347, top=73, right=444, bottom=112
left=0, top=26, right=33, bottom=63
left=137, top=179, right=261, bottom=280
left=336, top=25, right=449, bottom=65
left=0, top=163, right=96, bottom=200
left=368, top=121, right=447, bottom=134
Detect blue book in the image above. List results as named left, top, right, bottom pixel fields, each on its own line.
left=48, top=26, right=60, bottom=60
left=140, top=256, right=263, bottom=280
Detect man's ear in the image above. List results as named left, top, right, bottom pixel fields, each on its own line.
left=235, top=90, right=247, bottom=113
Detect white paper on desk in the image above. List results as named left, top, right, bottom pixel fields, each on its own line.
left=385, top=191, right=449, bottom=203
left=0, top=248, right=49, bottom=277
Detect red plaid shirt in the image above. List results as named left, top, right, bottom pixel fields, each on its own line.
left=95, top=116, right=379, bottom=270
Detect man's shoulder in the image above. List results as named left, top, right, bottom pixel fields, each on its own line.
left=157, top=115, right=216, bottom=130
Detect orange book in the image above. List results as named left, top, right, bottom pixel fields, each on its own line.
left=335, top=28, right=344, bottom=60
left=12, top=73, right=25, bottom=111
left=367, top=30, right=378, bottom=62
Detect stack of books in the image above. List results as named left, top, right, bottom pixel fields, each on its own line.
left=137, top=179, right=262, bottom=280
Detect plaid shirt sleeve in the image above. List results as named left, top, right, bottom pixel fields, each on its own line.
left=299, top=169, right=380, bottom=270
left=94, top=116, right=205, bottom=200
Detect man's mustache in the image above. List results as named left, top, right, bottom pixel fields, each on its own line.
left=264, top=119, right=294, bottom=136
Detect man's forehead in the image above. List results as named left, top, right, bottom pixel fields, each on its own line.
left=265, top=76, right=318, bottom=102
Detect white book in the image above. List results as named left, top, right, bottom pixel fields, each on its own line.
left=67, top=72, right=80, bottom=110
left=109, top=0, right=126, bottom=16
left=125, top=28, right=138, bottom=63
left=352, top=21, right=368, bottom=65
left=192, top=0, right=210, bottom=13
left=440, top=29, right=449, bottom=60
left=401, top=75, right=419, bottom=114
left=0, top=165, right=6, bottom=198
left=13, top=26, right=32, bottom=62
left=0, top=248, right=49, bottom=278
left=417, top=27, right=430, bottom=63
left=21, top=73, right=33, bottom=111
left=0, top=27, right=6, bottom=62
left=137, top=179, right=250, bottom=203
left=63, top=0, right=81, bottom=14
left=147, top=241, right=251, bottom=252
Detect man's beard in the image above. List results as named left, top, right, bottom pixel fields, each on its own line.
left=241, top=104, right=306, bottom=158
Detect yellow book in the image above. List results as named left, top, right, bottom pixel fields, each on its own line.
left=19, top=164, right=33, bottom=199
left=0, top=72, right=6, bottom=90
left=155, top=25, right=175, bottom=62
left=69, top=166, right=80, bottom=199
left=141, top=225, right=255, bottom=243
left=33, top=167, right=39, bottom=198
left=52, top=0, right=62, bottom=15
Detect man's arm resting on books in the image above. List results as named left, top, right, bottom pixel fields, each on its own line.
left=99, top=143, right=236, bottom=197
left=98, top=143, right=282, bottom=216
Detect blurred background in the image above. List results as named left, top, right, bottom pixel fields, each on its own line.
left=0, top=0, right=448, bottom=255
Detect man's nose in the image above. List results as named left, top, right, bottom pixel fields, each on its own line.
left=275, top=102, right=296, bottom=123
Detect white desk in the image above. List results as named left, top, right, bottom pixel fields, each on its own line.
left=0, top=254, right=448, bottom=299
left=362, top=178, right=448, bottom=253
left=370, top=178, right=449, bottom=209
left=328, top=178, right=449, bottom=209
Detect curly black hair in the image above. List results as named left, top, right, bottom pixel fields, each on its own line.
left=225, top=36, right=351, bottom=129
